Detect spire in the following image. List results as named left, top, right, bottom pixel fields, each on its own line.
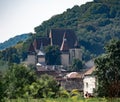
left=37, top=41, right=45, bottom=56
left=60, top=32, right=69, bottom=52
left=40, top=41, right=43, bottom=51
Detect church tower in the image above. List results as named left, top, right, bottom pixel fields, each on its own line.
left=69, top=40, right=82, bottom=64
left=27, top=43, right=36, bottom=65
left=37, top=41, right=45, bottom=65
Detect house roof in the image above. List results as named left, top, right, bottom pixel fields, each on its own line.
left=66, top=72, right=82, bottom=78
left=84, top=66, right=95, bottom=75
left=48, top=29, right=77, bottom=49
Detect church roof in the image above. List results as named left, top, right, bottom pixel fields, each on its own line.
left=28, top=29, right=78, bottom=54
left=28, top=43, right=36, bottom=54
left=60, top=33, right=69, bottom=52
left=33, top=37, right=50, bottom=49
left=48, top=29, right=77, bottom=49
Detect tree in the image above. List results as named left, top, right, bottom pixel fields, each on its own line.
left=0, top=76, right=4, bottom=102
left=45, top=45, right=61, bottom=65
left=95, top=39, right=120, bottom=97
left=3, top=64, right=37, bottom=98
left=2, top=64, right=60, bottom=99
left=0, top=47, right=20, bottom=64
left=71, top=59, right=83, bottom=71
left=37, top=74, right=60, bottom=98
left=25, top=74, right=60, bottom=98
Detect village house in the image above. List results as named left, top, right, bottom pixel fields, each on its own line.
left=83, top=66, right=96, bottom=97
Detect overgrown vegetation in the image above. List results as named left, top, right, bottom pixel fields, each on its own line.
left=0, top=64, right=61, bottom=101
left=4, top=98, right=120, bottom=102
left=94, top=39, right=120, bottom=97
left=45, top=45, right=61, bottom=65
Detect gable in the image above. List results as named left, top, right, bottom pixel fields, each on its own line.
left=48, top=29, right=77, bottom=49
left=34, top=37, right=50, bottom=49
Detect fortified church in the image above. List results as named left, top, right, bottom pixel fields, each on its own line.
left=27, top=29, right=82, bottom=67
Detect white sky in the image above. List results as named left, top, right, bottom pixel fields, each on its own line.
left=0, top=0, right=93, bottom=43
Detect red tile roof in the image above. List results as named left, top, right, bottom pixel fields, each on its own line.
left=84, top=66, right=95, bottom=75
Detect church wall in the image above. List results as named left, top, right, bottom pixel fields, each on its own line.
left=69, top=49, right=82, bottom=64
left=27, top=55, right=36, bottom=65
left=38, top=57, right=45, bottom=64
left=61, top=53, right=69, bottom=66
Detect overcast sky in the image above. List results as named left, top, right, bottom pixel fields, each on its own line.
left=0, top=0, right=93, bottom=43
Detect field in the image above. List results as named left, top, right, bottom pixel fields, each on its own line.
left=5, top=98, right=120, bottom=102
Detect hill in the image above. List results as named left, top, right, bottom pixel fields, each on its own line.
left=0, top=33, right=31, bottom=50
left=34, top=0, right=120, bottom=60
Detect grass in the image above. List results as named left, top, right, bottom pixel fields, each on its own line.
left=4, top=97, right=120, bottom=102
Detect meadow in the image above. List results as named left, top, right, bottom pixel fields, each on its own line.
left=5, top=97, right=120, bottom=102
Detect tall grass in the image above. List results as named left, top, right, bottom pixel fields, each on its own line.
left=5, top=98, right=120, bottom=102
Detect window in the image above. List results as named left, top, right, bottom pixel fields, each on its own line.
left=86, top=82, right=88, bottom=88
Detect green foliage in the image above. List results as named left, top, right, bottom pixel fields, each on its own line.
left=45, top=45, right=61, bottom=65
left=71, top=59, right=83, bottom=71
left=3, top=64, right=37, bottom=98
left=5, top=98, right=120, bottom=102
left=0, top=60, right=9, bottom=73
left=24, top=74, right=60, bottom=98
left=59, top=88, right=70, bottom=98
left=0, top=78, right=5, bottom=102
left=0, top=64, right=61, bottom=99
left=0, top=33, right=30, bottom=50
left=0, top=47, right=20, bottom=64
left=95, top=39, right=120, bottom=97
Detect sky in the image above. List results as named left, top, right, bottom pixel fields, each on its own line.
left=0, top=0, right=93, bottom=43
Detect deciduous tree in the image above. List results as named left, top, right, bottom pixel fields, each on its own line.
left=95, top=39, right=120, bottom=97
left=45, top=45, right=61, bottom=65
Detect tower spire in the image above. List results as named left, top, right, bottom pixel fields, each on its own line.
left=40, top=41, right=43, bottom=51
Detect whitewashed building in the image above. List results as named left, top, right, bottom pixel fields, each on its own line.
left=83, top=66, right=96, bottom=97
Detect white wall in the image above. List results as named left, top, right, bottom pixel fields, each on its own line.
left=83, top=75, right=96, bottom=96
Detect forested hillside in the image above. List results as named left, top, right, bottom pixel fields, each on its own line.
left=34, top=0, right=120, bottom=60
left=0, top=33, right=31, bottom=50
